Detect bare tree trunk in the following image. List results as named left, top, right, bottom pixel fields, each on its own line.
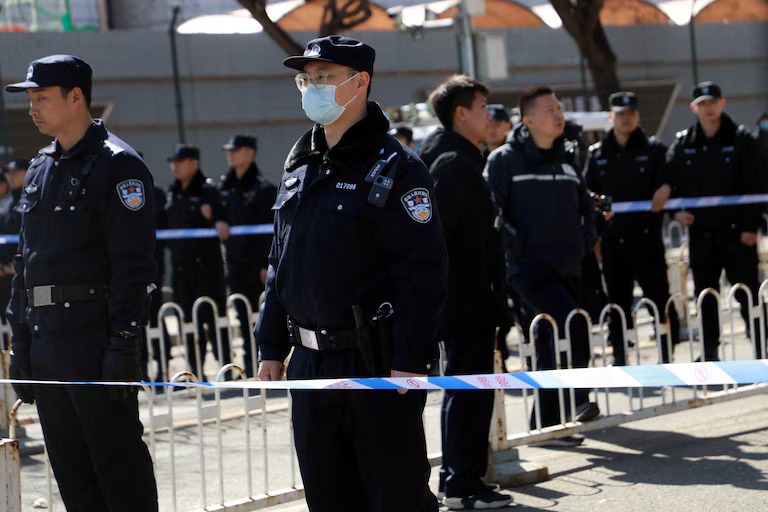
left=550, top=0, right=620, bottom=109
left=237, top=0, right=303, bottom=55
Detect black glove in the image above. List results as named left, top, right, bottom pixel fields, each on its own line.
left=103, top=332, right=142, bottom=400
left=9, top=337, right=35, bottom=404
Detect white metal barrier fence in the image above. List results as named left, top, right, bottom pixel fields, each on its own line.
left=7, top=278, right=768, bottom=511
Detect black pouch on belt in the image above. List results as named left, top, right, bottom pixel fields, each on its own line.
left=352, top=305, right=379, bottom=377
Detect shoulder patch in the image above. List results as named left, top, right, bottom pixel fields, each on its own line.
left=116, top=179, right=145, bottom=211
left=400, top=188, right=433, bottom=224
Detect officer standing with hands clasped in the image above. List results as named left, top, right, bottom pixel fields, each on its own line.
left=652, top=82, right=763, bottom=360
left=256, top=36, right=448, bottom=511
left=218, top=134, right=277, bottom=376
left=5, top=55, right=158, bottom=511
left=166, top=145, right=231, bottom=379
left=585, top=92, right=680, bottom=365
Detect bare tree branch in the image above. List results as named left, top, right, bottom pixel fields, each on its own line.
left=320, top=0, right=372, bottom=35
left=237, top=0, right=303, bottom=55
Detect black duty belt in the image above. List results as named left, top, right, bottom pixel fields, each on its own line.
left=287, top=317, right=358, bottom=351
left=26, top=285, right=107, bottom=307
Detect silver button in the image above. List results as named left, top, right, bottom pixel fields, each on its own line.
left=54, top=161, right=59, bottom=167
left=337, top=204, right=343, bottom=211
left=321, top=329, right=328, bottom=335
left=34, top=325, right=39, bottom=331
left=426, top=363, right=432, bottom=370
left=69, top=206, right=75, bottom=211
left=131, top=321, right=137, bottom=327
left=325, top=170, right=331, bottom=175
left=89, top=289, right=95, bottom=294
left=64, top=302, right=70, bottom=308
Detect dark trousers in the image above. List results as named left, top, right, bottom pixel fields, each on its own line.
left=602, top=232, right=681, bottom=364
left=227, top=261, right=264, bottom=377
left=173, top=264, right=231, bottom=379
left=512, top=267, right=591, bottom=428
left=30, top=323, right=157, bottom=512
left=288, top=346, right=437, bottom=512
left=439, top=325, right=496, bottom=498
left=689, top=228, right=763, bottom=359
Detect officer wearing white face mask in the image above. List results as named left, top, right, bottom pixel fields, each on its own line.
left=255, top=35, right=448, bottom=512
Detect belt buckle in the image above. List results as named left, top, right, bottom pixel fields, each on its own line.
left=33, top=286, right=54, bottom=307
left=298, top=327, right=320, bottom=351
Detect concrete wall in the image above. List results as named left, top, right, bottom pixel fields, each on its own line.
left=1, top=21, right=766, bottom=189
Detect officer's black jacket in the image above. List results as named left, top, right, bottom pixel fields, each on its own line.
left=6, top=120, right=156, bottom=342
left=662, top=113, right=762, bottom=233
left=484, top=124, right=597, bottom=277
left=153, top=186, right=167, bottom=284
left=219, top=163, right=277, bottom=269
left=0, top=188, right=23, bottom=264
left=585, top=128, right=667, bottom=238
left=166, top=170, right=224, bottom=268
left=419, top=127, right=506, bottom=332
left=255, top=102, right=448, bottom=374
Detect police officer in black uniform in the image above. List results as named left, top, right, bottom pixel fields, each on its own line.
left=654, top=82, right=763, bottom=360
left=585, top=92, right=680, bottom=364
left=419, top=75, right=512, bottom=510
left=166, top=145, right=231, bottom=379
left=0, top=159, right=28, bottom=345
left=5, top=54, right=158, bottom=511
left=256, top=36, right=447, bottom=512
left=218, top=134, right=276, bottom=377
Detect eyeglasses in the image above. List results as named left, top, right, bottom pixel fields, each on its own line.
left=294, top=71, right=358, bottom=92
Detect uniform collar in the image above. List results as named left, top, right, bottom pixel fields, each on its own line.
left=687, top=113, right=738, bottom=146
left=603, top=127, right=647, bottom=154
left=171, top=169, right=208, bottom=194
left=224, top=162, right=259, bottom=188
left=40, top=119, right=108, bottom=159
left=284, top=102, right=389, bottom=172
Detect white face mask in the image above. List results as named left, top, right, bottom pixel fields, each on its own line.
left=301, top=73, right=359, bottom=126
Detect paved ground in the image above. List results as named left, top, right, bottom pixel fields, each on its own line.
left=15, top=304, right=768, bottom=511
left=267, top=392, right=768, bottom=512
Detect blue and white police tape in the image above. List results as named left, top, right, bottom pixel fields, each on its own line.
left=0, top=223, right=275, bottom=245
left=2, top=360, right=767, bottom=391
left=1, top=193, right=767, bottom=246
left=610, top=193, right=768, bottom=214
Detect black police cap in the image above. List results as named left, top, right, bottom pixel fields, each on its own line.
left=692, top=81, right=722, bottom=104
left=488, top=104, right=511, bottom=123
left=6, top=55, right=92, bottom=99
left=609, top=92, right=638, bottom=112
left=283, top=35, right=375, bottom=78
left=223, top=134, right=257, bottom=151
left=167, top=145, right=200, bottom=162
left=2, top=159, right=30, bottom=172
left=389, top=126, right=414, bottom=144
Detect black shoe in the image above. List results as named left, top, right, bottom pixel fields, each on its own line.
left=574, top=402, right=600, bottom=423
left=438, top=482, right=500, bottom=500
left=443, top=488, right=514, bottom=509
left=530, top=434, right=585, bottom=448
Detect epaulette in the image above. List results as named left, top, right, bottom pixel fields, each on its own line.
left=103, top=140, right=125, bottom=156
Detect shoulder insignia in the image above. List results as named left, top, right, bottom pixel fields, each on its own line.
left=116, top=179, right=146, bottom=211
left=400, top=188, right=433, bottom=223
